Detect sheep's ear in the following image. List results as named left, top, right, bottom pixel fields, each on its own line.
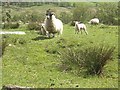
left=46, top=9, right=51, bottom=14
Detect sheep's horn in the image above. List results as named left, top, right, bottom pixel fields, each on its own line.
left=51, top=12, right=55, bottom=15
left=46, top=9, right=51, bottom=13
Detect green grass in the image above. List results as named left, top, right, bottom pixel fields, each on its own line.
left=2, top=23, right=118, bottom=88
left=1, top=4, right=118, bottom=88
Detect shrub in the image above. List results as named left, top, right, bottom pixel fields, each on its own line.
left=97, top=2, right=118, bottom=25
left=81, top=45, right=115, bottom=75
left=72, top=4, right=91, bottom=22
left=2, top=22, right=19, bottom=29
left=2, top=23, right=10, bottom=29
left=27, top=22, right=41, bottom=30
left=70, top=21, right=75, bottom=26
left=60, top=45, right=115, bottom=76
left=0, top=38, right=8, bottom=57
left=12, top=15, right=21, bottom=22
left=59, top=12, right=72, bottom=24
left=11, top=23, right=19, bottom=29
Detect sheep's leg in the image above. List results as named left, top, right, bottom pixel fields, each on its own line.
left=75, top=30, right=77, bottom=34
left=41, top=28, right=44, bottom=35
left=76, top=31, right=78, bottom=34
left=80, top=30, right=82, bottom=34
left=47, top=33, right=50, bottom=38
left=53, top=34, right=56, bottom=37
left=58, top=32, right=61, bottom=37
left=75, top=28, right=78, bottom=34
left=57, top=30, right=62, bottom=37
left=45, top=31, right=48, bottom=36
left=60, top=30, right=63, bottom=35
left=76, top=29, right=79, bottom=34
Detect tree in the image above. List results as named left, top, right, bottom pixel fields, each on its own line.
left=72, top=2, right=99, bottom=22
left=97, top=2, right=118, bottom=25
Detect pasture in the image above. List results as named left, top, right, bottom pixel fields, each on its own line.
left=2, top=24, right=118, bottom=88
left=1, top=3, right=118, bottom=88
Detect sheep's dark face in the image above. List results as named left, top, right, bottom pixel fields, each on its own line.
left=46, top=11, right=55, bottom=20
left=46, top=13, right=53, bottom=19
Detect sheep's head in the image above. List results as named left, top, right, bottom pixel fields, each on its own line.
left=46, top=9, right=55, bottom=20
left=74, top=21, right=82, bottom=24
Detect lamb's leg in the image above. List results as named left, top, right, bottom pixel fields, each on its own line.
left=84, top=29, right=88, bottom=35
left=75, top=30, right=77, bottom=34
left=75, top=28, right=78, bottom=34
left=76, top=29, right=79, bottom=34
left=80, top=30, right=82, bottom=34
left=76, top=31, right=78, bottom=34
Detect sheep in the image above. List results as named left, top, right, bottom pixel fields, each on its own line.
left=74, top=21, right=88, bottom=35
left=88, top=18, right=99, bottom=25
left=44, top=9, right=63, bottom=38
left=40, top=23, right=48, bottom=35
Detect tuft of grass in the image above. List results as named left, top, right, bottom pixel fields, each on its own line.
left=60, top=44, right=115, bottom=76
left=82, top=45, right=115, bottom=75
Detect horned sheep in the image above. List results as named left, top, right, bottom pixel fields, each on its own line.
left=44, top=9, right=63, bottom=38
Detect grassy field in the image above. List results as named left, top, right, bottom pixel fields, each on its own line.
left=1, top=4, right=118, bottom=88
left=2, top=23, right=118, bottom=88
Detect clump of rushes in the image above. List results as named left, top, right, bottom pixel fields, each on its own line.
left=60, top=44, right=115, bottom=76
left=81, top=45, right=115, bottom=75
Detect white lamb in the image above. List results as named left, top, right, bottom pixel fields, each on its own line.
left=75, top=21, right=88, bottom=35
left=88, top=18, right=99, bottom=25
left=40, top=23, right=48, bottom=35
left=44, top=9, right=63, bottom=38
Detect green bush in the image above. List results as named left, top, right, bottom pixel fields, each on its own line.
left=72, top=3, right=92, bottom=22
left=70, top=21, right=75, bottom=26
left=0, top=38, right=8, bottom=57
left=2, top=23, right=10, bottom=29
left=11, top=23, right=19, bottom=29
left=81, top=45, right=115, bottom=75
left=12, top=15, right=21, bottom=22
left=60, top=45, right=115, bottom=76
left=2, top=22, right=19, bottom=29
left=27, top=22, right=41, bottom=30
left=59, top=12, right=72, bottom=24
left=97, top=2, right=118, bottom=25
